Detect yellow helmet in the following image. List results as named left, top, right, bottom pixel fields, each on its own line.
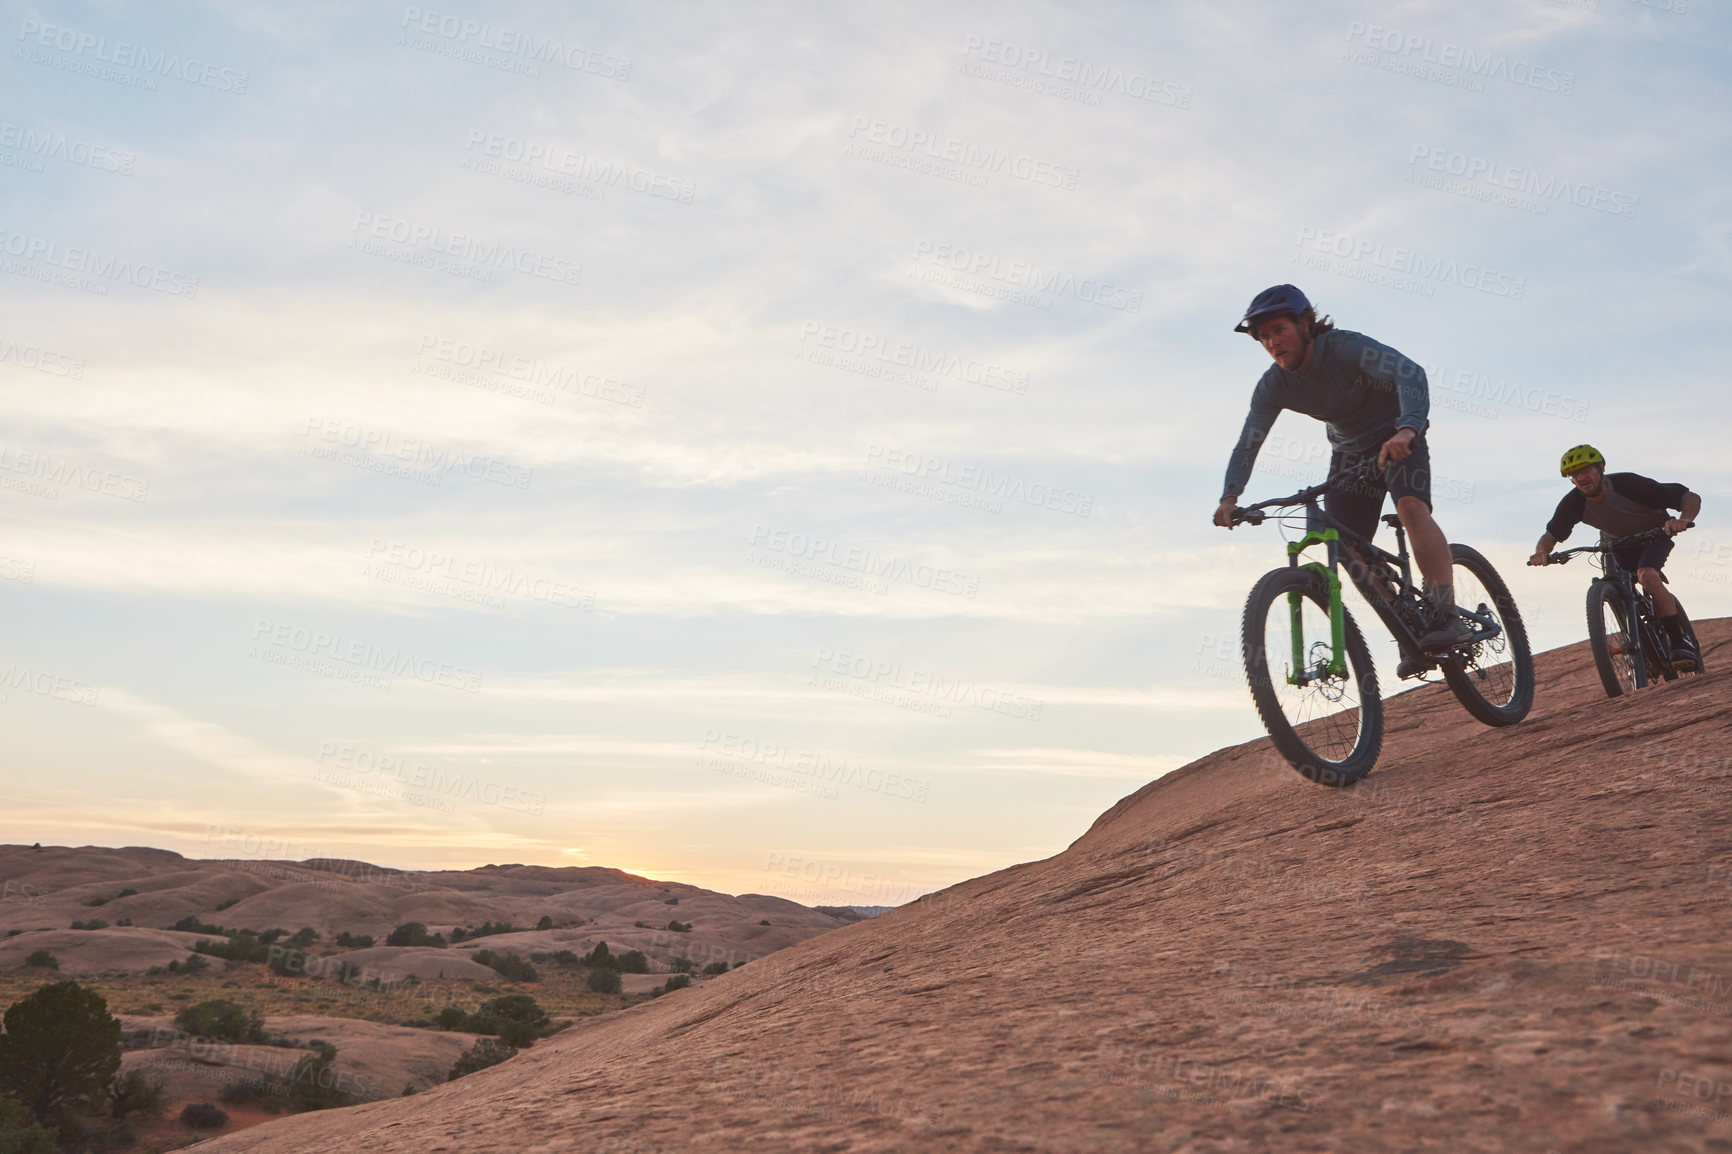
left=1559, top=444, right=1605, bottom=477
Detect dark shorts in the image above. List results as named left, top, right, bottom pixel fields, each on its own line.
left=1612, top=536, right=1672, bottom=577
left=1319, top=432, right=1433, bottom=543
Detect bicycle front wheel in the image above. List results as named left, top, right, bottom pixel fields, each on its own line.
left=1440, top=544, right=1534, bottom=726
left=1242, top=567, right=1383, bottom=786
left=1586, top=580, right=1644, bottom=696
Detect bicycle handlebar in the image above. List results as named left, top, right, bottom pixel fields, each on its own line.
left=1541, top=522, right=1695, bottom=565
left=1229, top=459, right=1383, bottom=526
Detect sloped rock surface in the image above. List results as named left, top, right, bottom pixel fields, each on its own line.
left=204, top=621, right=1732, bottom=1153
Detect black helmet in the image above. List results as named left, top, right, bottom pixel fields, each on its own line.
left=1235, top=284, right=1312, bottom=334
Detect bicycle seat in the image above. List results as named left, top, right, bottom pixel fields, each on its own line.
left=1381, top=514, right=1403, bottom=529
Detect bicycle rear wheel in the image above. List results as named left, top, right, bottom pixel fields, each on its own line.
left=1440, top=544, right=1534, bottom=726
left=1241, top=567, right=1383, bottom=786
left=1586, top=580, right=1644, bottom=696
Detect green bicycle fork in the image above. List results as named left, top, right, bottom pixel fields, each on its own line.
left=1286, top=529, right=1346, bottom=684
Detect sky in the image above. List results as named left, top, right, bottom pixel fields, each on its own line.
left=1, top=0, right=1727, bottom=906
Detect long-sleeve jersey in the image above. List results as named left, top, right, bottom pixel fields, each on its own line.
left=1220, top=328, right=1430, bottom=501
left=1545, top=472, right=1689, bottom=542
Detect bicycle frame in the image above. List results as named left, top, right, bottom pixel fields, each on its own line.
left=1547, top=527, right=1683, bottom=677
left=1239, top=463, right=1504, bottom=682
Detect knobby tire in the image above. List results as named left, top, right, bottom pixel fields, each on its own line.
left=1241, top=567, right=1383, bottom=787
left=1439, top=543, right=1535, bottom=727
left=1586, top=580, right=1644, bottom=697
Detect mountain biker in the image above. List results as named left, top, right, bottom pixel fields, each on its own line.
left=1528, top=445, right=1702, bottom=669
left=1212, top=284, right=1467, bottom=678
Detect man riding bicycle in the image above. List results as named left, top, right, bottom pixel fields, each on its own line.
left=1528, top=444, right=1702, bottom=669
left=1212, top=284, right=1466, bottom=678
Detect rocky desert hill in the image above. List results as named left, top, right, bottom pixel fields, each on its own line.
left=200, top=620, right=1732, bottom=1153
left=0, top=850, right=852, bottom=977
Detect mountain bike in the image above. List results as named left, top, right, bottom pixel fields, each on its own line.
left=1540, top=525, right=1704, bottom=696
left=1229, top=461, right=1534, bottom=785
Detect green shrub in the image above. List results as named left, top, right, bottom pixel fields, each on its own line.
left=586, top=968, right=621, bottom=994
left=116, top=889, right=138, bottom=899
left=174, top=1000, right=265, bottom=1044
left=0, top=982, right=122, bottom=1125
left=666, top=921, right=691, bottom=933
left=472, top=950, right=537, bottom=982
left=109, top=1070, right=165, bottom=1118
left=535, top=915, right=553, bottom=930
left=479, top=995, right=548, bottom=1026
left=24, top=950, right=56, bottom=970
left=661, top=974, right=690, bottom=993
left=69, top=919, right=108, bottom=931
left=448, top=1038, right=514, bottom=1081
left=214, top=898, right=238, bottom=911
left=170, top=916, right=224, bottom=935
left=671, top=958, right=694, bottom=974
left=83, top=897, right=107, bottom=907
left=286, top=1051, right=351, bottom=1112
left=702, top=962, right=729, bottom=976
left=495, top=1018, right=537, bottom=1048
left=552, top=950, right=578, bottom=967
left=179, top=1102, right=228, bottom=1129
left=334, top=931, right=374, bottom=949
left=385, top=922, right=445, bottom=948
left=759, top=920, right=771, bottom=926
left=616, top=950, right=648, bottom=974
left=0, top=1092, right=55, bottom=1153
left=450, top=921, right=522, bottom=943
left=435, top=1007, right=468, bottom=1031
